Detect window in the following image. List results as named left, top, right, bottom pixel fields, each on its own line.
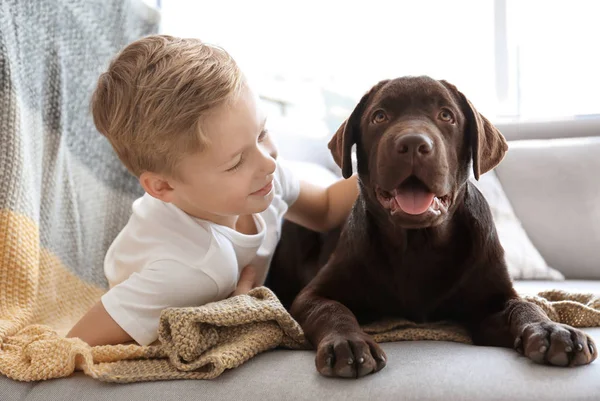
left=159, top=0, right=599, bottom=136
left=502, top=0, right=600, bottom=120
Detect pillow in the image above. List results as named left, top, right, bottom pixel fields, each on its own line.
left=470, top=171, right=564, bottom=280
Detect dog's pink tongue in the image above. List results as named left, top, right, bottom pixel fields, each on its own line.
left=395, top=188, right=435, bottom=215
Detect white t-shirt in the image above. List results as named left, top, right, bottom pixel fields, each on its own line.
left=101, top=160, right=300, bottom=346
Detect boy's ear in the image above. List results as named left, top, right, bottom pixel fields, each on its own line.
left=139, top=172, right=175, bottom=202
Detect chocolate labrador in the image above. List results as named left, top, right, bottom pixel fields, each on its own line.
left=288, top=76, right=598, bottom=378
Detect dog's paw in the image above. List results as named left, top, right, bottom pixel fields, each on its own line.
left=514, top=322, right=597, bottom=366
left=315, top=332, right=386, bottom=378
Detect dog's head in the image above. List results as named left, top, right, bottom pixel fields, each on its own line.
left=329, top=76, right=507, bottom=228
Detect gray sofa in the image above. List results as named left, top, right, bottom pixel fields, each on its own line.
left=2, top=120, right=600, bottom=401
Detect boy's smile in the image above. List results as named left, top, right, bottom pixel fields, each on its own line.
left=250, top=180, right=274, bottom=197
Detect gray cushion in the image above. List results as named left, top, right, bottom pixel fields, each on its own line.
left=2, top=281, right=599, bottom=401
left=496, top=136, right=600, bottom=279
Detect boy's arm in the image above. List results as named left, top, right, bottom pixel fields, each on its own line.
left=285, top=174, right=359, bottom=233
left=66, top=263, right=258, bottom=347
left=66, top=301, right=134, bottom=346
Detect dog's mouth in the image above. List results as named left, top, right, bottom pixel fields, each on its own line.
left=375, top=176, right=451, bottom=217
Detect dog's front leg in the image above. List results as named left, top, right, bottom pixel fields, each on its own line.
left=475, top=298, right=597, bottom=366
left=290, top=290, right=387, bottom=378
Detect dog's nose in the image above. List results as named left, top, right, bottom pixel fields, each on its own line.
left=396, top=134, right=434, bottom=156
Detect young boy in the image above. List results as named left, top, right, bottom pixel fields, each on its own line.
left=66, top=35, right=358, bottom=347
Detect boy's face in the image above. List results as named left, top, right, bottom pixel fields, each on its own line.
left=167, top=85, right=277, bottom=223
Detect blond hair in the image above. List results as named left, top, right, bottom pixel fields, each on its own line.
left=91, top=35, right=245, bottom=178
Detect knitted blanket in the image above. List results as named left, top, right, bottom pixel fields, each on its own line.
left=0, top=0, right=157, bottom=382
left=1, top=287, right=600, bottom=383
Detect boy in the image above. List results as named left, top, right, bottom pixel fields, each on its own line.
left=66, top=35, right=358, bottom=347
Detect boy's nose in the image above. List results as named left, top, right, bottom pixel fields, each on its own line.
left=263, top=154, right=277, bottom=175
left=259, top=146, right=277, bottom=175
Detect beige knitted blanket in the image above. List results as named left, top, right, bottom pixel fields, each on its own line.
left=1, top=286, right=599, bottom=383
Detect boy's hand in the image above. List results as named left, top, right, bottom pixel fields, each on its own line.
left=229, top=265, right=258, bottom=297
left=285, top=175, right=359, bottom=233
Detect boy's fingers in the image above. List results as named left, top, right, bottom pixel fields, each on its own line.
left=230, top=265, right=257, bottom=297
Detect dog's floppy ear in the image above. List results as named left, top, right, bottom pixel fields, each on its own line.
left=327, top=116, right=356, bottom=179
left=440, top=80, right=508, bottom=180
left=328, top=81, right=387, bottom=178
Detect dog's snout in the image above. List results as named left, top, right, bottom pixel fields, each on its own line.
left=395, top=134, right=434, bottom=156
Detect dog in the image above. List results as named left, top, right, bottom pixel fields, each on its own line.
left=288, top=76, right=598, bottom=378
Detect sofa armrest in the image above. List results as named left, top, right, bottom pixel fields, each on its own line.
left=495, top=136, right=600, bottom=279
left=496, top=117, right=600, bottom=141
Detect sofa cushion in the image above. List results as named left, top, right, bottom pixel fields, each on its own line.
left=2, top=281, right=598, bottom=400
left=496, top=136, right=600, bottom=279
left=2, top=329, right=599, bottom=401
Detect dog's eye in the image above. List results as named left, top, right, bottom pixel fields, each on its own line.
left=372, top=110, right=388, bottom=124
left=438, top=109, right=455, bottom=123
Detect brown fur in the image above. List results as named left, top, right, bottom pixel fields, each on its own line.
left=284, top=76, right=597, bottom=378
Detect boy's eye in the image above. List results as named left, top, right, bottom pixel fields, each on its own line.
left=225, top=129, right=268, bottom=173
left=226, top=155, right=244, bottom=172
